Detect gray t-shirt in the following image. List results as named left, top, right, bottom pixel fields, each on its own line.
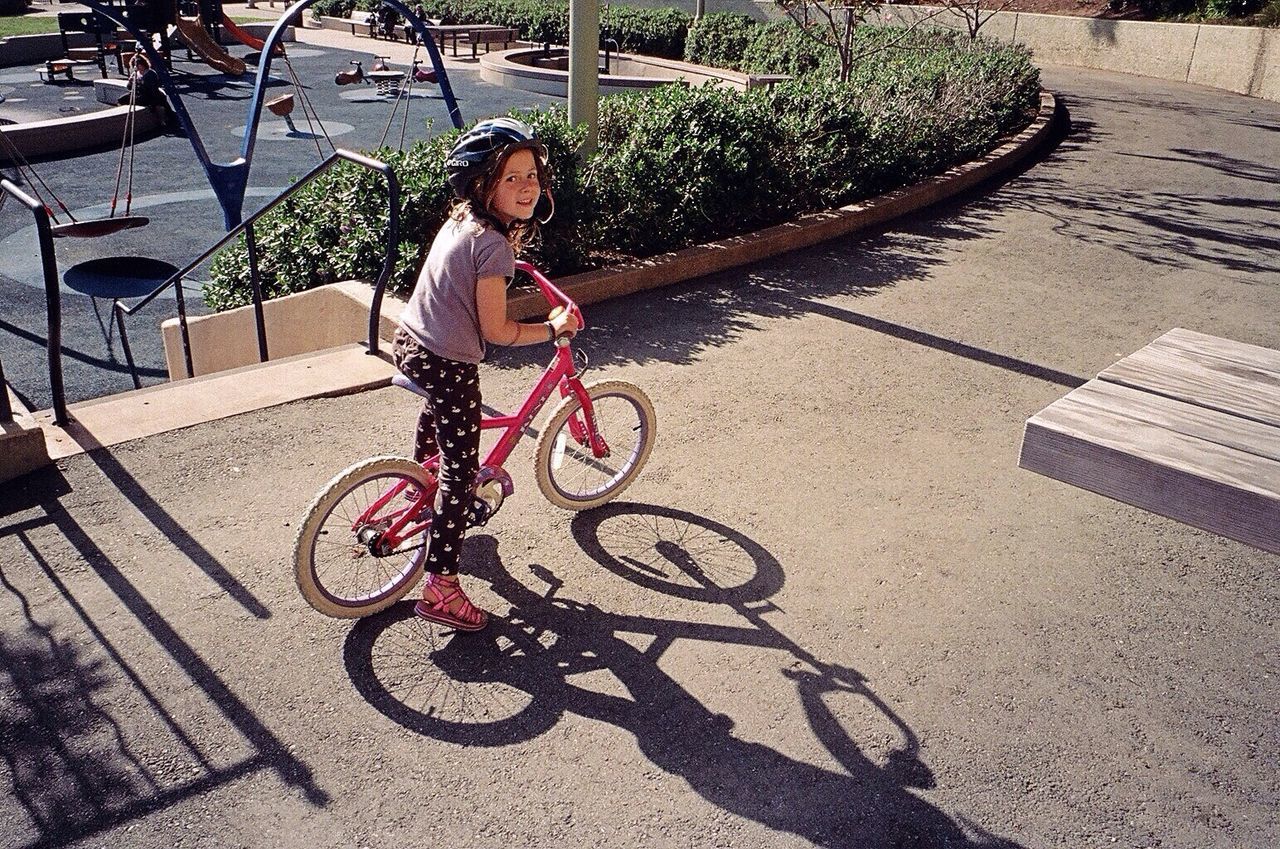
left=399, top=214, right=515, bottom=364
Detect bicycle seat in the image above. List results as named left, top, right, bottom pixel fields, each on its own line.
left=392, top=373, right=430, bottom=399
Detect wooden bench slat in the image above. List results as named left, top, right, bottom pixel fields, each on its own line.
left=1020, top=387, right=1280, bottom=554
left=1150, top=327, right=1280, bottom=377
left=1067, top=379, right=1280, bottom=464
left=1099, top=340, right=1280, bottom=430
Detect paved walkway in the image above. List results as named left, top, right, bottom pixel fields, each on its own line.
left=0, top=65, right=1277, bottom=848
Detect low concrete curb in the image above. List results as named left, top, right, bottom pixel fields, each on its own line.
left=0, top=103, right=164, bottom=162
left=0, top=390, right=50, bottom=485
left=508, top=90, right=1059, bottom=319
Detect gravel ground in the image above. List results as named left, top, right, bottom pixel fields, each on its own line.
left=0, top=65, right=1277, bottom=849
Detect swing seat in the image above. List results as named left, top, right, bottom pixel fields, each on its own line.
left=413, top=67, right=437, bottom=84
left=266, top=93, right=295, bottom=116
left=51, top=215, right=150, bottom=238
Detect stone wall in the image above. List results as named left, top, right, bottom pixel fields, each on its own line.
left=869, top=5, right=1280, bottom=102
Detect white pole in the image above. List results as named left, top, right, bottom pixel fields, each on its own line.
left=567, top=0, right=600, bottom=156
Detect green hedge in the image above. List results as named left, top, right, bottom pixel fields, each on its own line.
left=1119, top=0, right=1265, bottom=18
left=312, top=0, right=692, bottom=58
left=204, top=27, right=1039, bottom=312
left=686, top=13, right=831, bottom=76
left=682, top=11, right=757, bottom=72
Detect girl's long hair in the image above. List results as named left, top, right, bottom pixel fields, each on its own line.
left=449, top=141, right=551, bottom=255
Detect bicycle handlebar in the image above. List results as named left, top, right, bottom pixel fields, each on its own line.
left=515, top=260, right=584, bottom=334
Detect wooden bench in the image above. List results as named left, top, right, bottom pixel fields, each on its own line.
left=340, top=13, right=376, bottom=37
left=746, top=73, right=791, bottom=91
left=39, top=59, right=99, bottom=83
left=467, top=27, right=518, bottom=59
left=1019, top=328, right=1280, bottom=554
left=424, top=24, right=511, bottom=57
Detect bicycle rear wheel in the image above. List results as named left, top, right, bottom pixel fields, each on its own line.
left=294, top=456, right=434, bottom=618
left=535, top=380, right=656, bottom=510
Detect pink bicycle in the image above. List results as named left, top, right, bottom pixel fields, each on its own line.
left=293, top=261, right=657, bottom=618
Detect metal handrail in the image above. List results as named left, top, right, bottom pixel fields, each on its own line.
left=117, top=148, right=401, bottom=378
left=0, top=356, right=12, bottom=424
left=2, top=177, right=69, bottom=426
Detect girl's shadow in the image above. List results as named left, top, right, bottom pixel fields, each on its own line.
left=343, top=506, right=1023, bottom=848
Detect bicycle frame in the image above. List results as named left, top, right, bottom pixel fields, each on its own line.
left=352, top=262, right=602, bottom=549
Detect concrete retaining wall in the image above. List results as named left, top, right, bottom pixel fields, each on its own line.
left=0, top=32, right=98, bottom=67
left=479, top=47, right=766, bottom=96
left=870, top=5, right=1280, bottom=102
left=161, top=280, right=404, bottom=378
left=0, top=104, right=163, bottom=162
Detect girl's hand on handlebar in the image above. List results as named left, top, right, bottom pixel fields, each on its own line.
left=548, top=308, right=579, bottom=340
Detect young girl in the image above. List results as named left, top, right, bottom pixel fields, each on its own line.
left=393, top=117, right=578, bottom=632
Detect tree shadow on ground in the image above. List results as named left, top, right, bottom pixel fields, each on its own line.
left=984, top=94, right=1280, bottom=277
left=343, top=503, right=1024, bottom=848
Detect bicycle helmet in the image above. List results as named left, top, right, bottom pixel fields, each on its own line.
left=444, top=117, right=543, bottom=199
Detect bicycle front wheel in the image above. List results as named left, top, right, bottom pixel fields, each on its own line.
left=294, top=456, right=433, bottom=618
left=535, top=380, right=656, bottom=510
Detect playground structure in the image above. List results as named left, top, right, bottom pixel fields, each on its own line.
left=78, top=0, right=463, bottom=227
left=0, top=0, right=469, bottom=427
left=22, top=0, right=462, bottom=230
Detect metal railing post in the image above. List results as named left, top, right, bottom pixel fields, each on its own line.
left=244, top=223, right=270, bottom=363
left=0, top=357, right=13, bottom=424
left=175, top=277, right=195, bottom=379
left=2, top=178, right=69, bottom=426
left=334, top=150, right=400, bottom=358
left=111, top=149, right=399, bottom=380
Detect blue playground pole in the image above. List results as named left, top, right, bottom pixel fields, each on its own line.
left=79, top=0, right=465, bottom=230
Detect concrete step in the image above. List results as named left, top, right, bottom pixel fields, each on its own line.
left=13, top=343, right=394, bottom=471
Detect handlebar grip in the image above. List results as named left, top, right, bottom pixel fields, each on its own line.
left=515, top=260, right=584, bottom=332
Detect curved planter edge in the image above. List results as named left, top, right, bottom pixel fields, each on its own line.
left=507, top=90, right=1061, bottom=320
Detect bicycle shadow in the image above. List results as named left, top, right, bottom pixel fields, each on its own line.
left=343, top=503, right=1023, bottom=848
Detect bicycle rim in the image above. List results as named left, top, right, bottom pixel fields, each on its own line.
left=544, top=389, right=651, bottom=504
left=304, top=468, right=429, bottom=611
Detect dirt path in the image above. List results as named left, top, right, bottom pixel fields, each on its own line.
left=1, top=65, right=1277, bottom=849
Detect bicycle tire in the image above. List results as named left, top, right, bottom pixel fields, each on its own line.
left=534, top=380, right=656, bottom=511
left=294, top=456, right=433, bottom=619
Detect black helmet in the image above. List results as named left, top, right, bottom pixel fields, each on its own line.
left=444, top=117, right=542, bottom=198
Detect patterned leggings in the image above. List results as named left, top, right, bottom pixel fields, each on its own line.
left=392, top=328, right=481, bottom=577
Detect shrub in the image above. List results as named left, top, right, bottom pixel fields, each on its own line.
left=203, top=28, right=1040, bottom=312
left=684, top=12, right=758, bottom=69
left=413, top=0, right=688, bottom=57
left=586, top=85, right=791, bottom=258
left=739, top=18, right=832, bottom=77
left=601, top=5, right=689, bottom=57
left=1112, top=0, right=1264, bottom=17
left=310, top=0, right=358, bottom=21
left=0, top=0, right=31, bottom=15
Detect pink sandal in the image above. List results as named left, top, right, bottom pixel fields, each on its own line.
left=415, top=576, right=489, bottom=632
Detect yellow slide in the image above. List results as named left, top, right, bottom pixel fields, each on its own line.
left=175, top=16, right=247, bottom=76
